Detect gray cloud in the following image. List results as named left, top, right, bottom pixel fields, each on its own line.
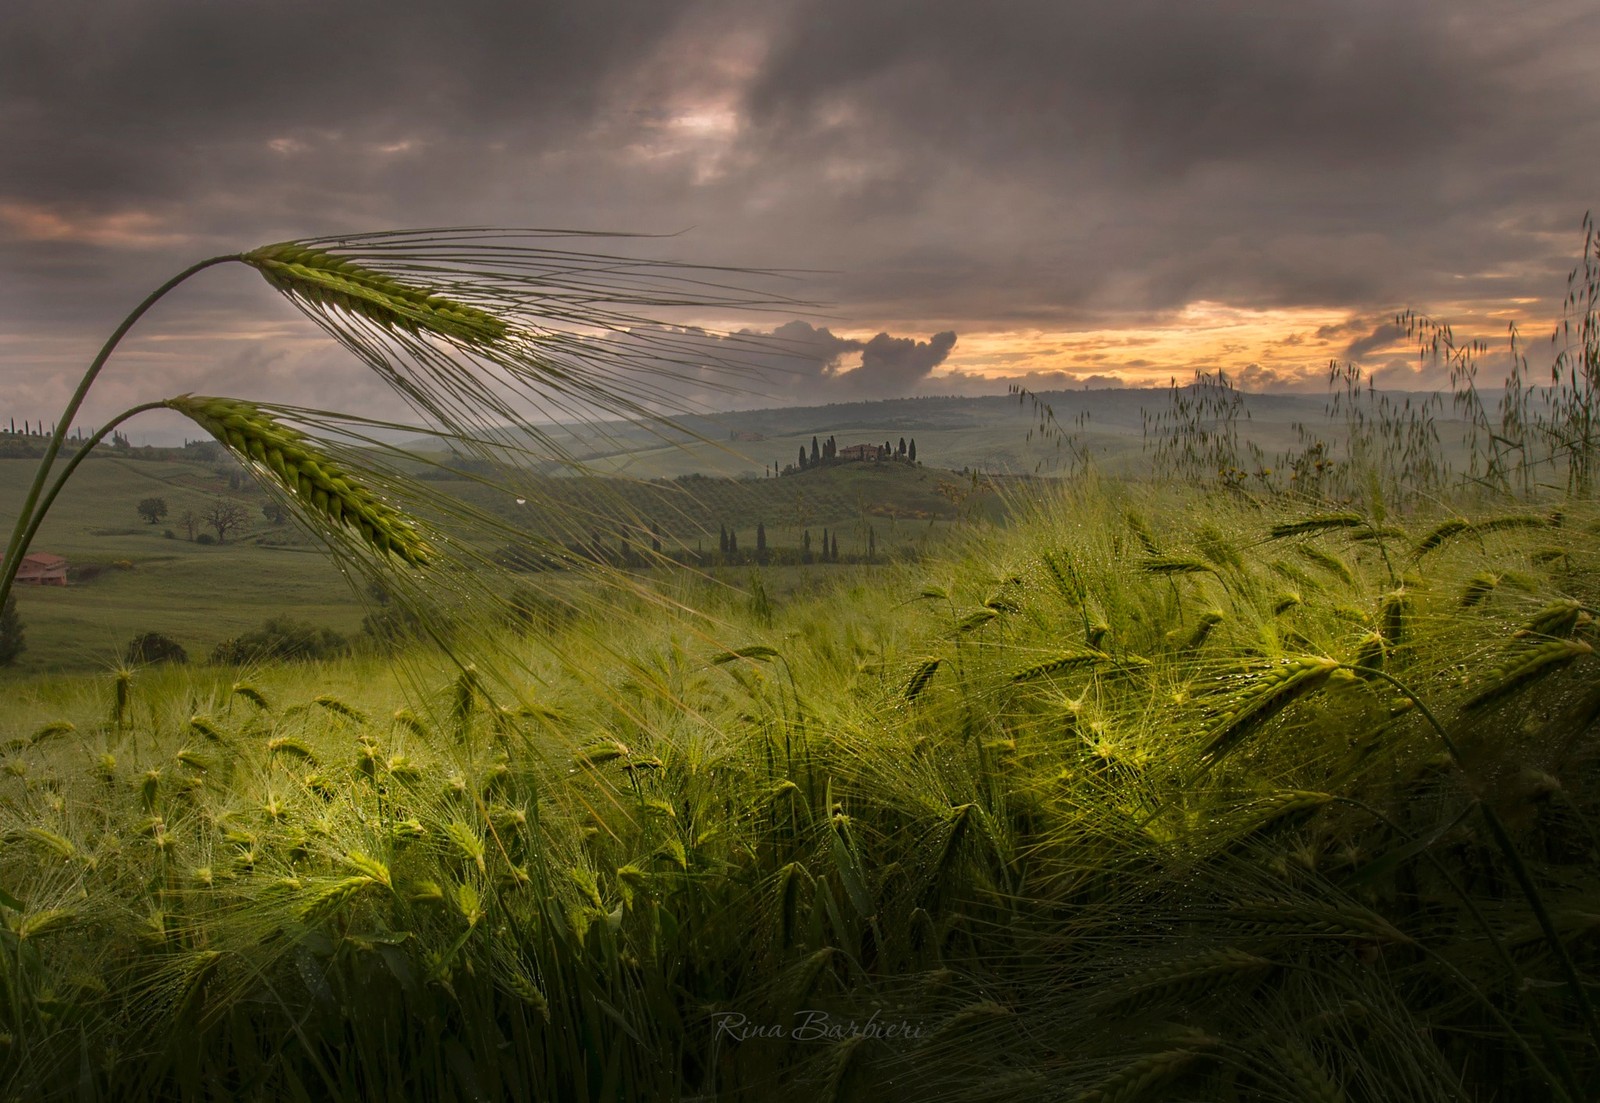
left=1344, top=322, right=1408, bottom=361
left=2, top=0, right=1599, bottom=427
left=629, top=320, right=959, bottom=406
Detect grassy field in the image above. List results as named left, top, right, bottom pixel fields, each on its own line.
left=460, top=388, right=1435, bottom=481
left=0, top=452, right=990, bottom=674
left=0, top=456, right=365, bottom=674
left=2, top=473, right=1598, bottom=1101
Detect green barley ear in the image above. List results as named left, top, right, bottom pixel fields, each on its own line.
left=242, top=243, right=508, bottom=347
left=1072, top=1039, right=1214, bottom=1103
left=1463, top=638, right=1592, bottom=710
left=1271, top=1041, right=1346, bottom=1103
left=1173, top=609, right=1225, bottom=652
left=1141, top=557, right=1214, bottom=577
left=1378, top=588, right=1409, bottom=646
left=164, top=395, right=431, bottom=566
left=1095, top=947, right=1273, bottom=1014
left=1295, top=543, right=1356, bottom=586
left=903, top=657, right=943, bottom=701
left=1514, top=597, right=1585, bottom=640
left=1414, top=517, right=1469, bottom=555
left=1011, top=651, right=1109, bottom=682
left=1268, top=513, right=1367, bottom=540
left=1198, top=656, right=1340, bottom=769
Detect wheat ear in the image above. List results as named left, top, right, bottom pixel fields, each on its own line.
left=1197, top=656, right=1340, bottom=768
left=164, top=395, right=431, bottom=566
left=242, top=243, right=507, bottom=347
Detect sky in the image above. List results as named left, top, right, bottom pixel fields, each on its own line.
left=4, top=0, right=1600, bottom=438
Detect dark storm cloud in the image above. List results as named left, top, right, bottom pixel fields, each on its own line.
left=2, top=0, right=1598, bottom=427
left=609, top=320, right=959, bottom=408
left=0, top=0, right=686, bottom=206
left=747, top=0, right=1481, bottom=171
left=1343, top=322, right=1408, bottom=361
left=734, top=0, right=1600, bottom=320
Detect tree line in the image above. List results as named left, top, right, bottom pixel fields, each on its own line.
left=497, top=521, right=887, bottom=572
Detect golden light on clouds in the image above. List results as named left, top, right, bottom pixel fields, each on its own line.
left=0, top=200, right=187, bottom=249
left=924, top=297, right=1543, bottom=393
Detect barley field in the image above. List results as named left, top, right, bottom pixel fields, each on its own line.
left=3, top=471, right=1599, bottom=1100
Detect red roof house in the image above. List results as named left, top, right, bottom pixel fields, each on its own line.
left=16, top=553, right=68, bottom=585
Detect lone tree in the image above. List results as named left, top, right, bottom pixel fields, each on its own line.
left=262, top=501, right=287, bottom=525
left=756, top=521, right=767, bottom=564
left=136, top=496, right=168, bottom=524
left=203, top=499, right=251, bottom=543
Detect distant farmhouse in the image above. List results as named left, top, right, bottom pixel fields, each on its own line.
left=16, top=553, right=68, bottom=585
left=836, top=443, right=883, bottom=461
left=783, top=436, right=913, bottom=476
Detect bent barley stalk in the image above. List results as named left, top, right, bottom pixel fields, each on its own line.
left=1197, top=656, right=1340, bottom=769
left=242, top=243, right=508, bottom=347
left=0, top=228, right=785, bottom=614
left=1463, top=639, right=1593, bottom=710
left=165, top=395, right=432, bottom=566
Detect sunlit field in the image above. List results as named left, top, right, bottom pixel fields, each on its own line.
left=5, top=472, right=1600, bottom=1101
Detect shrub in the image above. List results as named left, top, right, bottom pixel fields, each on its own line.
left=210, top=616, right=348, bottom=664
left=502, top=586, right=579, bottom=635
left=124, top=632, right=187, bottom=665
left=359, top=604, right=433, bottom=650
left=194, top=533, right=216, bottom=546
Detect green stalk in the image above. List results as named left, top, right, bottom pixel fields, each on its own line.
left=0, top=254, right=240, bottom=611
left=1336, top=796, right=1583, bottom=1100
left=1, top=401, right=170, bottom=611
left=1349, top=663, right=1600, bottom=1068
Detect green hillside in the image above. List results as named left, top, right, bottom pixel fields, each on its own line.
left=0, top=451, right=996, bottom=673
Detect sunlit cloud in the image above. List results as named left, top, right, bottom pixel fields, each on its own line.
left=0, top=200, right=188, bottom=248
